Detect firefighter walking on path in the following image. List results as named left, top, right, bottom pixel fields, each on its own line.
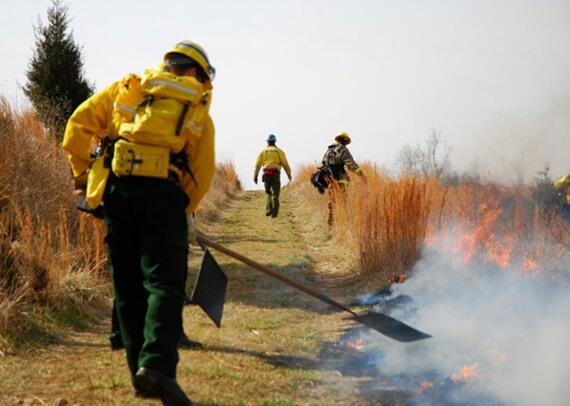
left=254, top=134, right=292, bottom=218
left=319, top=132, right=365, bottom=225
left=62, top=40, right=217, bottom=405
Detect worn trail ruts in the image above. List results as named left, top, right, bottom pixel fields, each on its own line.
left=0, top=190, right=387, bottom=405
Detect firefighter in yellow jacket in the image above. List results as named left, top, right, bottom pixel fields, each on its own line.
left=253, top=134, right=292, bottom=217
left=62, top=40, right=216, bottom=405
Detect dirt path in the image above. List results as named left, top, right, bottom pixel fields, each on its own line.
left=0, top=190, right=400, bottom=405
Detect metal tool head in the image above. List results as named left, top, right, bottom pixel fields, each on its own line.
left=191, top=248, right=228, bottom=328
left=354, top=312, right=431, bottom=342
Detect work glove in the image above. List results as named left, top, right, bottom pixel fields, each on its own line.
left=72, top=174, right=87, bottom=197
left=354, top=168, right=367, bottom=185
left=254, top=177, right=258, bottom=185
left=186, top=213, right=198, bottom=245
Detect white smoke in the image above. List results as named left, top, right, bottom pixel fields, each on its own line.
left=359, top=230, right=570, bottom=406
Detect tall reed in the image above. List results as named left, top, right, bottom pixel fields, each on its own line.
left=331, top=165, right=431, bottom=280
left=0, top=97, right=106, bottom=352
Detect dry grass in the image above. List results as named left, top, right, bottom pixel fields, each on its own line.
left=291, top=162, right=569, bottom=285
left=0, top=97, right=108, bottom=354
left=0, top=97, right=243, bottom=354
left=0, top=190, right=369, bottom=405
left=291, top=164, right=431, bottom=283
left=197, top=161, right=242, bottom=223
left=333, top=166, right=431, bottom=280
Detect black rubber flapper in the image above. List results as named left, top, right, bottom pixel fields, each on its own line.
left=354, top=313, right=431, bottom=342
left=191, top=248, right=228, bottom=328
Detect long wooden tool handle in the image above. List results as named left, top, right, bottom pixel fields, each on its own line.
left=196, top=234, right=358, bottom=317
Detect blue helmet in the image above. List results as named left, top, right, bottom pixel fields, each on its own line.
left=266, top=134, right=277, bottom=143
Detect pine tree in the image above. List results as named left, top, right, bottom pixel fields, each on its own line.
left=23, top=0, right=94, bottom=142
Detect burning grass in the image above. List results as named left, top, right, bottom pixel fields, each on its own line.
left=292, top=162, right=570, bottom=405
left=426, top=181, right=569, bottom=275
left=291, top=162, right=570, bottom=285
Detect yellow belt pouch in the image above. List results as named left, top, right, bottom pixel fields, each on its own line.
left=112, top=139, right=170, bottom=179
left=86, top=155, right=110, bottom=209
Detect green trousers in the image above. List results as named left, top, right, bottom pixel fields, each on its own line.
left=262, top=173, right=281, bottom=217
left=104, top=174, right=188, bottom=379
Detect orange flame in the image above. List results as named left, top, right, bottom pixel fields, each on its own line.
left=393, top=274, right=407, bottom=284
left=428, top=203, right=552, bottom=272
left=522, top=257, right=540, bottom=272
left=450, top=363, right=480, bottom=383
left=345, top=338, right=366, bottom=351
left=419, top=380, right=434, bottom=392
left=486, top=235, right=514, bottom=268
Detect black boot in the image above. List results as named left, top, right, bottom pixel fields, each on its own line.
left=178, top=332, right=203, bottom=349
left=135, top=367, right=192, bottom=406
left=109, top=333, right=124, bottom=350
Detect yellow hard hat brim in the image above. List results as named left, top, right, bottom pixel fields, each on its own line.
left=335, top=133, right=351, bottom=144
left=164, top=40, right=215, bottom=82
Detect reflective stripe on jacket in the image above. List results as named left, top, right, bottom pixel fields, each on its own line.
left=62, top=70, right=216, bottom=213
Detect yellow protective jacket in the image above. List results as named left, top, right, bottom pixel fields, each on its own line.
left=555, top=173, right=570, bottom=205
left=62, top=68, right=215, bottom=213
left=254, top=145, right=292, bottom=179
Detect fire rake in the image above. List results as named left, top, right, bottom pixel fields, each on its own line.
left=195, top=234, right=431, bottom=343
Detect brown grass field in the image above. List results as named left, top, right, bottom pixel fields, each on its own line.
left=0, top=97, right=107, bottom=354
left=1, top=97, right=569, bottom=404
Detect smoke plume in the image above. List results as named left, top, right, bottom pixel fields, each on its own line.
left=357, top=229, right=570, bottom=406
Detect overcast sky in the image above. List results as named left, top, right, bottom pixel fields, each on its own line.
left=2, top=0, right=569, bottom=188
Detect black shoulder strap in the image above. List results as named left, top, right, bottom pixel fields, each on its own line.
left=170, top=150, right=198, bottom=186
left=175, top=103, right=190, bottom=136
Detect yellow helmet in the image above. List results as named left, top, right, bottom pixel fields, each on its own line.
left=335, top=132, right=351, bottom=145
left=164, top=40, right=216, bottom=82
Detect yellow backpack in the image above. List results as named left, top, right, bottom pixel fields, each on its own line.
left=85, top=69, right=211, bottom=209
left=114, top=69, right=211, bottom=151
left=111, top=69, right=211, bottom=178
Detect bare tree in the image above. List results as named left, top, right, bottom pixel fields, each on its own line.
left=396, top=130, right=452, bottom=178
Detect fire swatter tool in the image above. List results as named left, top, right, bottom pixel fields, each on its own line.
left=190, top=244, right=228, bottom=328
left=196, top=234, right=432, bottom=343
